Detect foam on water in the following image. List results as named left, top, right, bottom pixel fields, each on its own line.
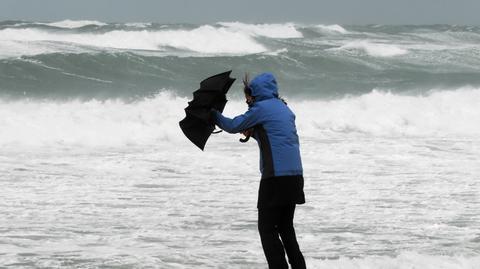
left=295, top=88, right=480, bottom=137
left=337, top=40, right=409, bottom=57
left=124, top=22, right=152, bottom=28
left=42, top=19, right=108, bottom=28
left=316, top=24, right=349, bottom=34
left=0, top=25, right=267, bottom=56
left=1, top=120, right=479, bottom=267
left=0, top=39, right=90, bottom=58
left=0, top=91, right=186, bottom=147
left=1, top=22, right=480, bottom=65
left=218, top=22, right=303, bottom=38
left=0, top=22, right=306, bottom=58
left=308, top=252, right=480, bottom=269
left=1, top=88, right=480, bottom=148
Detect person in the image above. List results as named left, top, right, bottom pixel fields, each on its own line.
left=212, top=72, right=307, bottom=269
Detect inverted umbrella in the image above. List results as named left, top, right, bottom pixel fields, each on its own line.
left=179, top=71, right=236, bottom=150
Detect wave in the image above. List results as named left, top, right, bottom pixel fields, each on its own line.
left=0, top=92, right=185, bottom=147
left=1, top=22, right=480, bottom=101
left=336, top=40, right=408, bottom=57
left=124, top=22, right=152, bottom=28
left=0, top=26, right=267, bottom=56
left=2, top=22, right=480, bottom=60
left=218, top=22, right=303, bottom=38
left=316, top=24, right=349, bottom=34
left=0, top=39, right=89, bottom=59
left=42, top=19, right=108, bottom=28
left=2, top=51, right=480, bottom=100
left=308, top=252, right=480, bottom=269
left=1, top=88, right=479, bottom=148
left=0, top=22, right=305, bottom=58
left=295, top=88, right=480, bottom=137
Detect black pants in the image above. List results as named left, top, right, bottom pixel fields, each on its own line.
left=258, top=204, right=306, bottom=269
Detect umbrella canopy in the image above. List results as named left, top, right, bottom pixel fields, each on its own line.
left=179, top=71, right=236, bottom=150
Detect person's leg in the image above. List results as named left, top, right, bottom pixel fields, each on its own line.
left=258, top=207, right=289, bottom=269
left=278, top=204, right=306, bottom=269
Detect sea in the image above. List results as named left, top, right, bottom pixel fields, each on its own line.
left=0, top=20, right=479, bottom=268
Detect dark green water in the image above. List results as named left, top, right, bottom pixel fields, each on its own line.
left=1, top=21, right=480, bottom=100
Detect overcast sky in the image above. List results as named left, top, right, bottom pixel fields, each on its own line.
left=1, top=0, right=480, bottom=25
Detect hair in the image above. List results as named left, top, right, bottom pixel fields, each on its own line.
left=243, top=73, right=252, bottom=96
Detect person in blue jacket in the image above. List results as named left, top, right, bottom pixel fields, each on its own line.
left=213, top=72, right=306, bottom=269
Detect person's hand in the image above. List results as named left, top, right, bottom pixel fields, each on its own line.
left=239, top=128, right=253, bottom=143
left=242, top=128, right=253, bottom=137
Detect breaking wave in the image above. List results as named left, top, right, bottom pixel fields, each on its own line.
left=218, top=22, right=303, bottom=38
left=337, top=40, right=409, bottom=57
left=1, top=21, right=480, bottom=143
left=0, top=21, right=309, bottom=58
left=295, top=87, right=480, bottom=137
left=1, top=88, right=479, bottom=148
left=0, top=25, right=267, bottom=55
left=42, top=19, right=108, bottom=28
left=316, top=24, right=349, bottom=34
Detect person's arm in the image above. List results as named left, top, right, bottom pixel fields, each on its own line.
left=213, top=105, right=262, bottom=134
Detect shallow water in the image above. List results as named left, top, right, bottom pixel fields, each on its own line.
left=1, top=135, right=479, bottom=268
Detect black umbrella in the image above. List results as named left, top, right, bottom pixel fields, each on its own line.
left=179, top=71, right=236, bottom=150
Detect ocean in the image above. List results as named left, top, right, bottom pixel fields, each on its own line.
left=0, top=20, right=479, bottom=268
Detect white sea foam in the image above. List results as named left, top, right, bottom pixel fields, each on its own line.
left=218, top=22, right=303, bottom=38
left=124, top=22, right=151, bottom=28
left=0, top=22, right=305, bottom=58
left=307, top=252, right=480, bottom=269
left=316, top=24, right=349, bottom=34
left=294, top=88, right=480, bottom=137
left=0, top=26, right=266, bottom=56
left=0, top=92, right=188, bottom=147
left=0, top=39, right=90, bottom=58
left=262, top=48, right=289, bottom=56
left=1, top=88, right=480, bottom=148
left=2, top=22, right=479, bottom=59
left=338, top=40, right=408, bottom=57
left=43, top=19, right=108, bottom=28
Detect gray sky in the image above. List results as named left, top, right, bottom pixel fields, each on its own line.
left=1, top=0, right=480, bottom=25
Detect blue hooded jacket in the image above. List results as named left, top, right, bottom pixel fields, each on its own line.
left=213, top=73, right=303, bottom=179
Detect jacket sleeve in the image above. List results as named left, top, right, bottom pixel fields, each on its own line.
left=213, top=105, right=262, bottom=134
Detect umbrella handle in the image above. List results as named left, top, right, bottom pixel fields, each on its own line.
left=239, top=134, right=251, bottom=143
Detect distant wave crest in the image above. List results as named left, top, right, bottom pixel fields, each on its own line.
left=0, top=21, right=306, bottom=58
left=316, top=24, right=349, bottom=34
left=43, top=19, right=108, bottom=28
left=0, top=25, right=267, bottom=55
left=218, top=22, right=303, bottom=38
left=337, top=40, right=408, bottom=57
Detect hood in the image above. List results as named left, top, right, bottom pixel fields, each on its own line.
left=249, top=73, right=279, bottom=101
